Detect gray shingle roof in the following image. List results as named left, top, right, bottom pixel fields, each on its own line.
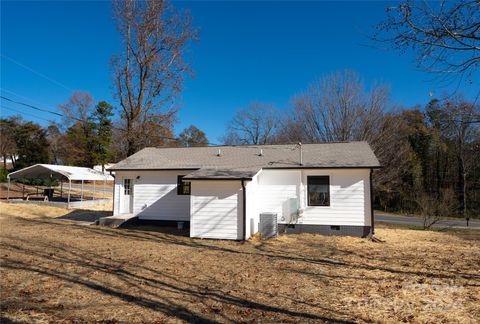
left=109, top=142, right=380, bottom=179
left=182, top=167, right=262, bottom=180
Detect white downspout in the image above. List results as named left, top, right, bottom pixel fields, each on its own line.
left=298, top=170, right=305, bottom=222
left=299, top=142, right=303, bottom=166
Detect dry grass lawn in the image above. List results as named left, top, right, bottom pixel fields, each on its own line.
left=1, top=202, right=479, bottom=323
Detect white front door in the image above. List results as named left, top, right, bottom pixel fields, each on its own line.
left=121, top=178, right=133, bottom=214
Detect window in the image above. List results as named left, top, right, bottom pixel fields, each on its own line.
left=307, top=176, right=330, bottom=206
left=124, top=179, right=132, bottom=195
left=177, top=175, right=191, bottom=195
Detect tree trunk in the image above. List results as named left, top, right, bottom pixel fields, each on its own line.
left=458, top=151, right=467, bottom=217
left=10, top=154, right=16, bottom=169
left=435, top=149, right=441, bottom=198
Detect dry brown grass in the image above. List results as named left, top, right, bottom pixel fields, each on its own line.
left=0, top=202, right=479, bottom=323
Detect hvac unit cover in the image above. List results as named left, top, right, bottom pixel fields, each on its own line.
left=259, top=213, right=278, bottom=239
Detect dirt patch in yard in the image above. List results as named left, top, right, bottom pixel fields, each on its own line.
left=0, top=202, right=479, bottom=323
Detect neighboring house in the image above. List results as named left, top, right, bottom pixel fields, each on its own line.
left=93, top=163, right=116, bottom=176
left=108, top=142, right=381, bottom=240
left=1, top=155, right=18, bottom=170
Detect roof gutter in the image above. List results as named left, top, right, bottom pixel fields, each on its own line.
left=184, top=177, right=252, bottom=181
left=263, top=166, right=382, bottom=170
left=107, top=168, right=200, bottom=172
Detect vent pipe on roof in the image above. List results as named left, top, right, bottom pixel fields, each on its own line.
left=217, top=149, right=221, bottom=157
left=299, top=142, right=303, bottom=166
left=259, top=149, right=263, bottom=156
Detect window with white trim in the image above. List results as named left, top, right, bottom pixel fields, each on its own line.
left=177, top=175, right=191, bottom=195
left=307, top=176, right=330, bottom=206
left=124, top=179, right=132, bottom=195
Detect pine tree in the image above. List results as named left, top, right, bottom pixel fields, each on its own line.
left=91, top=101, right=114, bottom=171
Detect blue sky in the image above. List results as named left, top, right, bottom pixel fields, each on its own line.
left=1, top=1, right=476, bottom=142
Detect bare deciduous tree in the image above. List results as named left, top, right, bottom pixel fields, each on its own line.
left=58, top=92, right=97, bottom=167
left=436, top=97, right=480, bottom=216
left=59, top=91, right=94, bottom=128
left=224, top=102, right=278, bottom=145
left=417, top=188, right=458, bottom=229
left=178, top=125, right=209, bottom=147
left=291, top=70, right=390, bottom=143
left=0, top=118, right=18, bottom=168
left=46, top=124, right=64, bottom=165
left=280, top=70, right=414, bottom=211
left=373, top=0, right=480, bottom=81
left=273, top=114, right=305, bottom=144
left=112, top=0, right=197, bottom=155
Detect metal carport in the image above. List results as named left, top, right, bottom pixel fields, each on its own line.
left=7, top=164, right=113, bottom=208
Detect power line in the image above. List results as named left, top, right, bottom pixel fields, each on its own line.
left=1, top=95, right=129, bottom=132
left=2, top=96, right=294, bottom=147
left=0, top=87, right=54, bottom=111
left=1, top=95, right=65, bottom=118
left=1, top=104, right=185, bottom=145
left=0, top=55, right=222, bottom=145
left=0, top=100, right=354, bottom=148
left=1, top=53, right=74, bottom=92
left=1, top=105, right=182, bottom=145
left=0, top=95, right=186, bottom=143
left=1, top=105, right=56, bottom=123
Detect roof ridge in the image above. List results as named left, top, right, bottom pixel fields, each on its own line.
left=144, top=141, right=369, bottom=150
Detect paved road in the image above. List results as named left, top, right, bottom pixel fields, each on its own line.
left=375, top=212, right=480, bottom=229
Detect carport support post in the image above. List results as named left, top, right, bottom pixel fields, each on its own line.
left=67, top=179, right=71, bottom=209
left=60, top=181, right=63, bottom=199
left=81, top=180, right=84, bottom=201
left=103, top=179, right=106, bottom=199
left=93, top=180, right=96, bottom=200
left=7, top=178, right=10, bottom=201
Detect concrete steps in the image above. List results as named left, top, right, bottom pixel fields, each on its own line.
left=96, top=214, right=137, bottom=228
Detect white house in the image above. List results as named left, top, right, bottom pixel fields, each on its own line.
left=108, top=142, right=381, bottom=240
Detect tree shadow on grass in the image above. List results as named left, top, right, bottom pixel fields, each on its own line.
left=2, top=234, right=354, bottom=323
left=13, top=216, right=480, bottom=282
left=0, top=317, right=18, bottom=324
left=56, top=209, right=111, bottom=223
left=122, top=222, right=190, bottom=237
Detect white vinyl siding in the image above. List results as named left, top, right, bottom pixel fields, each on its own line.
left=113, top=170, right=190, bottom=220
left=190, top=180, right=243, bottom=240
left=301, top=169, right=370, bottom=226
left=113, top=176, right=122, bottom=215
left=112, top=168, right=371, bottom=236
left=256, top=169, right=371, bottom=226
left=257, top=170, right=300, bottom=223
